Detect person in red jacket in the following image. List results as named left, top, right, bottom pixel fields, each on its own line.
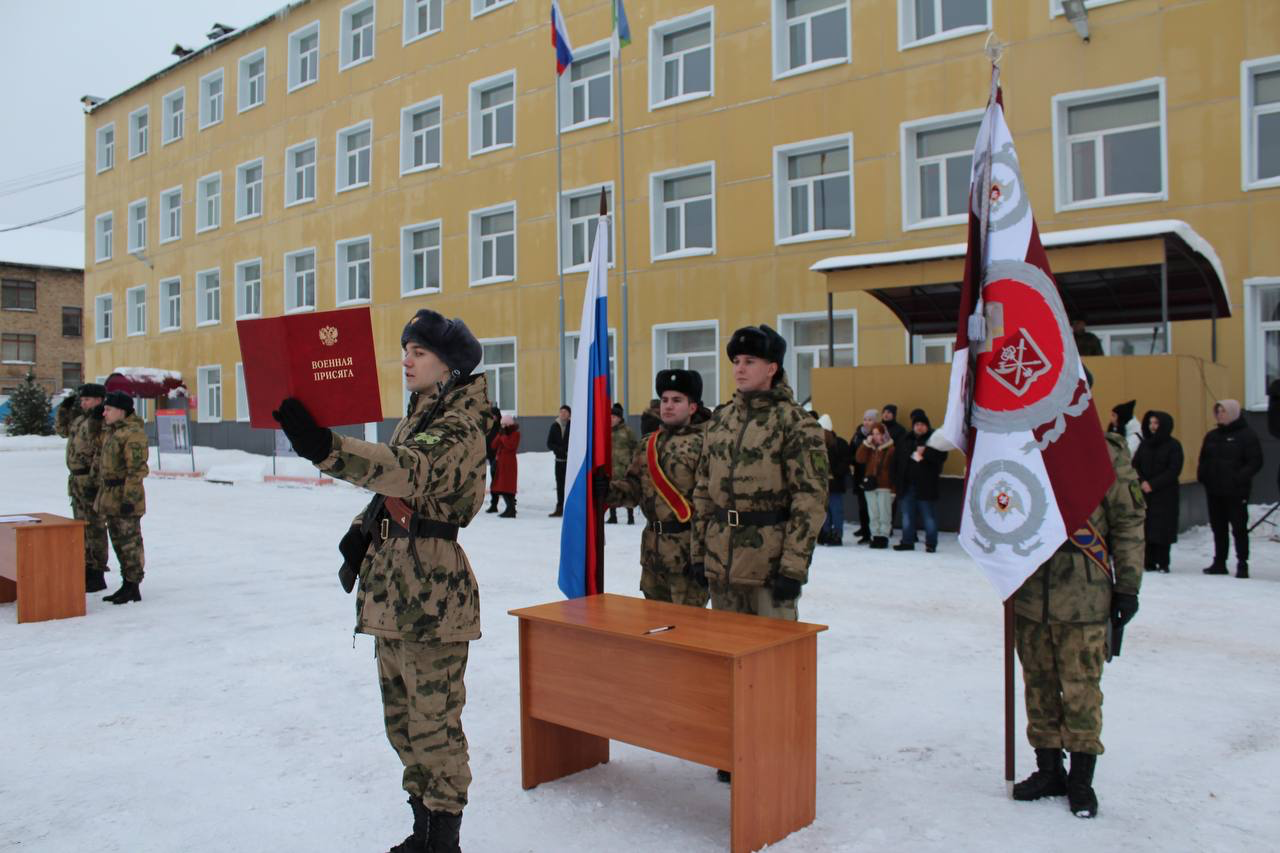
left=490, top=415, right=520, bottom=517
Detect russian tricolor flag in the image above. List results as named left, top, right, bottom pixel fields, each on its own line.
left=558, top=195, right=612, bottom=599
left=551, top=0, right=575, bottom=76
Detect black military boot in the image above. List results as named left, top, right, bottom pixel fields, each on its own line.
left=426, top=810, right=462, bottom=853
left=1012, top=748, right=1067, bottom=801
left=85, top=568, right=107, bottom=593
left=485, top=495, right=499, bottom=513
left=1236, top=560, right=1249, bottom=579
left=103, top=581, right=141, bottom=604
left=716, top=769, right=731, bottom=784
left=388, top=796, right=430, bottom=853
left=627, top=508, right=635, bottom=525
left=499, top=495, right=517, bottom=518
left=606, top=508, right=618, bottom=524
left=1203, top=562, right=1228, bottom=575
left=1067, top=752, right=1098, bottom=818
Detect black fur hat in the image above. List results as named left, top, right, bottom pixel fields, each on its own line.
left=78, top=382, right=107, bottom=399
left=726, top=324, right=786, bottom=364
left=103, top=390, right=134, bottom=414
left=400, top=309, right=483, bottom=377
left=611, top=403, right=625, bottom=418
left=655, top=368, right=702, bottom=403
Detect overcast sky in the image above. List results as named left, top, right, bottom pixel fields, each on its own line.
left=0, top=0, right=287, bottom=234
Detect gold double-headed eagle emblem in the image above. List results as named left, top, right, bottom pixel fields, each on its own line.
left=319, top=325, right=339, bottom=346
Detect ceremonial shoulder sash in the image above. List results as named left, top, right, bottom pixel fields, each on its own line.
left=646, top=431, right=692, bottom=523
left=1069, top=520, right=1113, bottom=580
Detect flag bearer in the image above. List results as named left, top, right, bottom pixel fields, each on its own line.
left=65, top=382, right=109, bottom=592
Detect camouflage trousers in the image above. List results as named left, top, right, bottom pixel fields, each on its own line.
left=71, top=495, right=108, bottom=573
left=1015, top=617, right=1106, bottom=755
left=375, top=637, right=471, bottom=813
left=105, top=515, right=145, bottom=583
left=640, top=566, right=710, bottom=608
left=710, top=582, right=798, bottom=621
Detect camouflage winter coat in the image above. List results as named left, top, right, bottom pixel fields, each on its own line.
left=94, top=413, right=149, bottom=517
left=1014, top=431, right=1145, bottom=624
left=691, top=381, right=828, bottom=587
left=65, top=409, right=104, bottom=502
left=319, top=375, right=496, bottom=645
left=610, top=421, right=640, bottom=508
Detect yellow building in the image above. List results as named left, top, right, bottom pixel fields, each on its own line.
left=83, top=0, right=1280, bottom=477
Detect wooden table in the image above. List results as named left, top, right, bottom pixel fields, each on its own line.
left=510, top=593, right=827, bottom=853
left=0, top=513, right=86, bottom=623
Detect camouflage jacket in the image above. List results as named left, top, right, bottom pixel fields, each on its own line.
left=1014, top=431, right=1145, bottom=623
left=94, top=414, right=149, bottom=517
left=610, top=422, right=640, bottom=507
left=691, top=381, right=828, bottom=587
left=319, top=374, right=496, bottom=645
left=65, top=409, right=104, bottom=501
left=54, top=397, right=77, bottom=438
left=609, top=420, right=705, bottom=579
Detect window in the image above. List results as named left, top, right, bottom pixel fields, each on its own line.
left=288, top=22, right=320, bottom=91
left=336, top=237, right=373, bottom=304
left=94, top=213, right=113, bottom=261
left=340, top=0, right=375, bottom=69
left=285, top=140, right=317, bottom=206
left=1053, top=79, right=1166, bottom=210
left=561, top=42, right=611, bottom=130
left=95, top=294, right=113, bottom=342
left=901, top=112, right=981, bottom=229
left=650, top=163, right=715, bottom=260
left=469, top=71, right=515, bottom=155
left=197, top=173, right=222, bottom=232
left=62, top=306, right=82, bottom=337
left=779, top=312, right=856, bottom=404
left=126, top=285, right=147, bottom=336
left=200, top=70, right=225, bottom=128
left=401, top=221, right=442, bottom=295
left=560, top=184, right=614, bottom=272
left=470, top=203, right=516, bottom=284
left=1091, top=324, right=1168, bottom=356
left=129, top=106, right=149, bottom=159
left=472, top=0, right=513, bottom=17
left=285, top=249, right=317, bottom=312
left=236, top=159, right=264, bottom=221
left=1246, top=278, right=1280, bottom=408
left=477, top=339, right=517, bottom=413
left=404, top=0, right=443, bottom=42
left=237, top=49, right=266, bottom=112
left=900, top=0, right=988, bottom=49
left=1243, top=56, right=1280, bottom=190
left=127, top=198, right=147, bottom=252
left=96, top=124, right=114, bottom=172
left=649, top=8, right=713, bottom=109
left=653, top=322, right=718, bottom=405
left=235, top=362, right=250, bottom=422
left=401, top=98, right=442, bottom=174
left=773, top=0, right=849, bottom=79
left=197, top=365, right=223, bottom=423
left=160, top=186, right=182, bottom=243
left=162, top=88, right=184, bottom=144
left=159, top=277, right=181, bottom=331
left=774, top=135, right=853, bottom=243
left=1, top=333, right=36, bottom=364
left=2, top=278, right=35, bottom=311
left=336, top=121, right=372, bottom=191
left=196, top=269, right=221, bottom=326
left=912, top=333, right=954, bottom=364
left=564, top=330, right=617, bottom=397
left=236, top=259, right=263, bottom=318
left=62, top=362, right=83, bottom=389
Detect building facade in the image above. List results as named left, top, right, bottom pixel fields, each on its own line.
left=1, top=261, right=85, bottom=397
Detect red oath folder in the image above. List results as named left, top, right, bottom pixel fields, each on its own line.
left=237, top=307, right=383, bottom=429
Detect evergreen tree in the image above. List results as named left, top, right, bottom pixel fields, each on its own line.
left=5, top=370, right=52, bottom=436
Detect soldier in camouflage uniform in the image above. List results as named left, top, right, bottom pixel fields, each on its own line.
left=65, top=383, right=110, bottom=592
left=607, top=403, right=639, bottom=525
left=94, top=391, right=149, bottom=604
left=54, top=393, right=78, bottom=438
left=608, top=369, right=710, bottom=607
left=1012, top=429, right=1144, bottom=819
left=274, top=309, right=491, bottom=853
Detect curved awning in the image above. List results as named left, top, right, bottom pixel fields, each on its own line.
left=811, top=220, right=1230, bottom=336
left=106, top=367, right=187, bottom=399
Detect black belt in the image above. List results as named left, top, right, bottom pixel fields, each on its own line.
left=382, top=517, right=459, bottom=542
left=649, top=519, right=691, bottom=535
left=70, top=468, right=90, bottom=475
left=103, top=478, right=124, bottom=487
left=714, top=508, right=790, bottom=528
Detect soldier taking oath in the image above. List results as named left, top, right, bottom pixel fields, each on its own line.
left=273, top=309, right=494, bottom=853
left=64, top=382, right=110, bottom=593
left=95, top=391, right=150, bottom=604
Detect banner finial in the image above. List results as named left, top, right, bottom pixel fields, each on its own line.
left=984, top=32, right=1006, bottom=66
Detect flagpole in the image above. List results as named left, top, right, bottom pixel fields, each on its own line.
left=613, top=14, right=631, bottom=414
left=1004, top=596, right=1015, bottom=791
left=556, top=71, right=567, bottom=407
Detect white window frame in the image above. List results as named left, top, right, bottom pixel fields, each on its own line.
left=125, top=285, right=147, bottom=337
left=559, top=182, right=615, bottom=274
left=1051, top=77, right=1168, bottom=213
left=400, top=96, right=443, bottom=175
left=469, top=70, right=517, bottom=157
left=336, top=236, right=373, bottom=305
left=195, top=268, right=222, bottom=327
left=1090, top=323, right=1171, bottom=357
left=284, top=248, right=318, bottom=313
left=94, top=212, right=113, bottom=262
left=127, top=198, right=148, bottom=253
left=1242, top=55, right=1280, bottom=192
left=477, top=337, right=519, bottom=413
left=197, top=364, right=223, bottom=423
left=652, top=320, right=719, bottom=405
left=401, top=219, right=443, bottom=296
left=1245, top=277, right=1280, bottom=410
left=911, top=333, right=955, bottom=364
left=196, top=172, right=222, bottom=233
left=235, top=362, right=250, bottom=422
left=771, top=0, right=851, bottom=81
left=648, top=7, right=715, bottom=111
left=777, top=310, right=858, bottom=402
left=128, top=106, right=149, bottom=159
left=1049, top=0, right=1129, bottom=16
left=159, top=276, right=182, bottom=332
left=159, top=185, right=183, bottom=244
left=472, top=0, right=514, bottom=19
left=336, top=119, right=373, bottom=193
left=162, top=87, right=185, bottom=144
left=649, top=161, right=716, bottom=262
left=900, top=108, right=984, bottom=231
left=94, top=293, right=113, bottom=342
left=237, top=48, right=267, bottom=113
left=559, top=39, right=613, bottom=132
left=235, top=258, right=264, bottom=319
left=898, top=0, right=990, bottom=51
left=564, top=328, right=618, bottom=398
left=339, top=0, right=376, bottom=70
left=469, top=202, right=518, bottom=286
left=288, top=21, right=320, bottom=92
left=404, top=0, right=444, bottom=43
left=95, top=123, right=115, bottom=173
left=235, top=158, right=265, bottom=222
left=199, top=69, right=225, bottom=129
left=285, top=139, right=318, bottom=207
left=773, top=133, right=855, bottom=245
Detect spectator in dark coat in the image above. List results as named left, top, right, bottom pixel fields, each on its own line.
left=1197, top=399, right=1263, bottom=578
left=894, top=409, right=948, bottom=553
left=490, top=416, right=520, bottom=517
left=546, top=406, right=571, bottom=517
left=1269, top=380, right=1280, bottom=496
left=818, top=414, right=852, bottom=546
left=484, top=403, right=503, bottom=513
left=881, top=404, right=907, bottom=445
left=849, top=408, right=879, bottom=544
left=1132, top=410, right=1183, bottom=573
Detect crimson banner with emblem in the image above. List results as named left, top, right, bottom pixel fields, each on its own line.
left=931, top=67, right=1115, bottom=601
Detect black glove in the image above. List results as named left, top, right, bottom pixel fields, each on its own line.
left=338, top=525, right=371, bottom=594
left=592, top=471, right=610, bottom=503
left=272, top=398, right=333, bottom=463
left=686, top=563, right=708, bottom=587
left=1111, top=592, right=1139, bottom=628
left=121, top=502, right=134, bottom=515
left=771, top=574, right=803, bottom=603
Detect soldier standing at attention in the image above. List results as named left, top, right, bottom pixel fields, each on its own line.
left=273, top=309, right=491, bottom=853
left=1011, top=427, right=1144, bottom=818
left=95, top=391, right=149, bottom=604
left=65, top=382, right=110, bottom=592
left=608, top=369, right=710, bottom=607
left=607, top=403, right=639, bottom=525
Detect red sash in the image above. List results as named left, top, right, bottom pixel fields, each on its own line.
left=646, top=431, right=692, bottom=523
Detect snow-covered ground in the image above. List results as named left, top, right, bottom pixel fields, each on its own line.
left=2, top=437, right=1277, bottom=852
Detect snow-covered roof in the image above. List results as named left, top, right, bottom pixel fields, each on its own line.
left=0, top=226, right=84, bottom=271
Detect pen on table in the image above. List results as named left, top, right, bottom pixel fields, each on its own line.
left=644, top=625, right=676, bottom=635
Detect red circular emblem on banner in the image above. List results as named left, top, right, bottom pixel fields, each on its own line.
left=973, top=277, right=1066, bottom=413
